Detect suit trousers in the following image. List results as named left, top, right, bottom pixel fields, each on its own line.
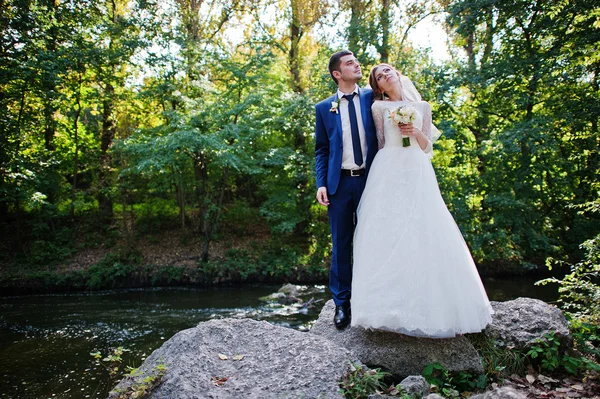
left=327, top=172, right=367, bottom=306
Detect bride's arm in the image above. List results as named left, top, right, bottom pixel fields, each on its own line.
left=371, top=101, right=385, bottom=150
left=413, top=102, right=433, bottom=154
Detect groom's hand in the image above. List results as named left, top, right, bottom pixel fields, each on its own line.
left=316, top=187, right=329, bottom=206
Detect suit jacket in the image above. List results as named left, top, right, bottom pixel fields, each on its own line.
left=315, top=87, right=378, bottom=195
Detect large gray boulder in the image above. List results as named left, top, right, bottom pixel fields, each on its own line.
left=310, top=300, right=483, bottom=377
left=110, top=318, right=356, bottom=398
left=485, top=297, right=571, bottom=349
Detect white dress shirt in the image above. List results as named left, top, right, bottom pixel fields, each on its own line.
left=337, top=85, right=367, bottom=170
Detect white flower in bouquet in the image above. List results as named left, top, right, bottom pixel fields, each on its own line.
left=389, top=105, right=416, bottom=147
left=390, top=105, right=416, bottom=125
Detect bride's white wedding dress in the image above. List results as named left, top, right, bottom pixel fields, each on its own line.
left=351, top=99, right=493, bottom=338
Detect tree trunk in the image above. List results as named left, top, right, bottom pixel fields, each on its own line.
left=200, top=168, right=228, bottom=262
left=347, top=0, right=362, bottom=56
left=71, top=73, right=82, bottom=217
left=378, top=0, right=390, bottom=63
left=41, top=0, right=60, bottom=206
left=177, top=175, right=186, bottom=230
left=289, top=0, right=303, bottom=93
left=120, top=185, right=136, bottom=251
left=98, top=83, right=115, bottom=220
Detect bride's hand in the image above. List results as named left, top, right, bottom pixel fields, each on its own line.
left=398, top=123, right=415, bottom=136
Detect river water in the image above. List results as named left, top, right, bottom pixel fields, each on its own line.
left=0, top=278, right=558, bottom=399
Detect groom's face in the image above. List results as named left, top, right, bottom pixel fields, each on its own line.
left=334, top=55, right=362, bottom=84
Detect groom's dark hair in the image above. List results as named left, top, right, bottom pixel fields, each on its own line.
left=329, top=50, right=354, bottom=85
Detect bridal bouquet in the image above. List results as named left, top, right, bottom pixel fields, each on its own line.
left=390, top=105, right=416, bottom=147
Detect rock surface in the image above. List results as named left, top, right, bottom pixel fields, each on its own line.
left=278, top=283, right=300, bottom=297
left=310, top=300, right=483, bottom=377
left=485, top=297, right=571, bottom=349
left=399, top=375, right=430, bottom=397
left=110, top=318, right=356, bottom=398
left=469, top=386, right=527, bottom=399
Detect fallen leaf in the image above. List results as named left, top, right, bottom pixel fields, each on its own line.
left=232, top=354, right=244, bottom=361
left=538, top=374, right=559, bottom=384
left=217, top=353, right=228, bottom=360
left=571, top=385, right=584, bottom=391
left=526, top=374, right=537, bottom=384
left=211, top=376, right=229, bottom=386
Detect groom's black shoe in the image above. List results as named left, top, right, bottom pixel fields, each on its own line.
left=334, top=303, right=351, bottom=330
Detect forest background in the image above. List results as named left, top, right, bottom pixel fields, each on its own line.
left=1, top=0, right=599, bottom=292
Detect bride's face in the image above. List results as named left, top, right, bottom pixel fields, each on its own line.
left=374, top=65, right=400, bottom=93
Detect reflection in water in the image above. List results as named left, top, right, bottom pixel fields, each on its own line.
left=0, top=285, right=328, bottom=399
left=0, top=279, right=557, bottom=399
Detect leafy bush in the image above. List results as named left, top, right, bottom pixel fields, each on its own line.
left=25, top=224, right=76, bottom=266
left=221, top=199, right=261, bottom=235
left=422, top=362, right=486, bottom=398
left=526, top=332, right=562, bottom=372
left=537, top=199, right=600, bottom=374
left=200, top=243, right=306, bottom=282
left=87, top=251, right=142, bottom=289
left=526, top=332, right=600, bottom=375
left=132, top=198, right=180, bottom=233
left=538, top=235, right=600, bottom=325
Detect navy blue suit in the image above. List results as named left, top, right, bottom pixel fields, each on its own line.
left=315, top=88, right=378, bottom=306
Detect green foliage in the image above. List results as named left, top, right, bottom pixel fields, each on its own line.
left=568, top=320, right=600, bottom=368
left=150, top=265, right=189, bottom=285
left=526, top=332, right=562, bottom=372
left=339, top=363, right=389, bottom=399
left=440, top=0, right=600, bottom=269
left=25, top=224, right=76, bottom=266
left=536, top=199, right=600, bottom=374
left=538, top=236, right=600, bottom=325
left=112, top=363, right=167, bottom=399
left=422, top=362, right=485, bottom=398
left=87, top=251, right=142, bottom=289
left=131, top=198, right=181, bottom=234
left=91, top=346, right=132, bottom=397
left=1, top=0, right=599, bottom=281
left=91, top=347, right=166, bottom=399
left=525, top=332, right=600, bottom=375
left=200, top=243, right=303, bottom=282
left=221, top=199, right=261, bottom=236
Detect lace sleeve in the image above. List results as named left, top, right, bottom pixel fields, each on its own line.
left=420, top=101, right=433, bottom=156
left=371, top=101, right=385, bottom=150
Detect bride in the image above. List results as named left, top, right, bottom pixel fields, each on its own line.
left=351, top=64, right=493, bottom=338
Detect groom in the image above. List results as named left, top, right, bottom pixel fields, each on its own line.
left=315, top=50, right=378, bottom=329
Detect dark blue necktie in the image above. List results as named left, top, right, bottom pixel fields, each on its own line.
left=343, top=93, right=363, bottom=167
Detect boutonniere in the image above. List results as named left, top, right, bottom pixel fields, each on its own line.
left=330, top=97, right=339, bottom=114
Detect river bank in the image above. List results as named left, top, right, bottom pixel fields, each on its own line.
left=0, top=226, right=560, bottom=295
left=0, top=229, right=330, bottom=295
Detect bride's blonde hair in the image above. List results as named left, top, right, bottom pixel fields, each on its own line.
left=368, top=63, right=403, bottom=101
